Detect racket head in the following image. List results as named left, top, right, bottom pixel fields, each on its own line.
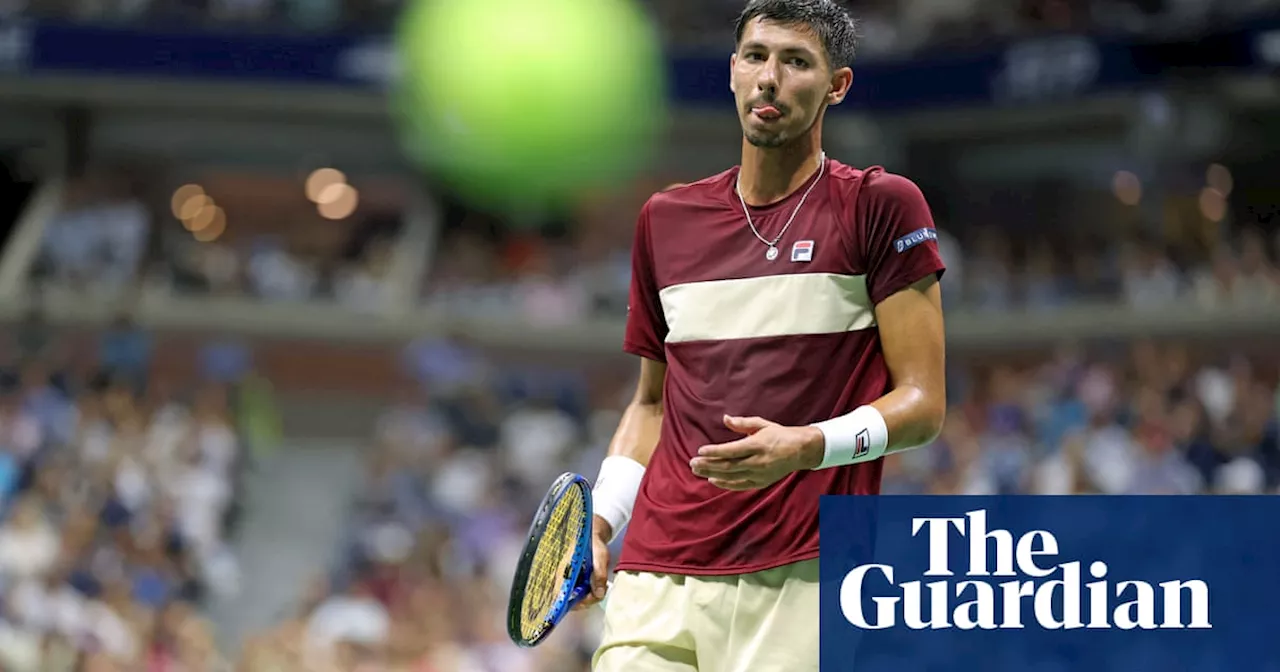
left=506, top=472, right=595, bottom=648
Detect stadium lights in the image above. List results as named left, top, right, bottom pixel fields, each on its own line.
left=306, top=168, right=347, bottom=203
left=193, top=207, right=227, bottom=242
left=170, top=184, right=204, bottom=219
left=170, top=183, right=227, bottom=241
left=315, top=182, right=347, bottom=206
left=317, top=183, right=359, bottom=220
left=178, top=195, right=212, bottom=224
left=186, top=202, right=219, bottom=232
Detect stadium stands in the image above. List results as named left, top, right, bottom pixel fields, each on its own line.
left=0, top=323, right=248, bottom=670
left=0, top=0, right=1278, bottom=670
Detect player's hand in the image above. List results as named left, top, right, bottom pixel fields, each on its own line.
left=572, top=514, right=613, bottom=612
left=689, top=415, right=825, bottom=490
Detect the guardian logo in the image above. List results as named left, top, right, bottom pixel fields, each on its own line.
left=841, top=510, right=1211, bottom=631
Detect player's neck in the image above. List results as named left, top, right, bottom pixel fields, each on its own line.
left=737, top=137, right=825, bottom=207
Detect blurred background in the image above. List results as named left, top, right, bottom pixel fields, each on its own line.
left=1, top=0, right=1279, bottom=670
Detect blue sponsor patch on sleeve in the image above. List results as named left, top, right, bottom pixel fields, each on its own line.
left=893, top=228, right=937, bottom=253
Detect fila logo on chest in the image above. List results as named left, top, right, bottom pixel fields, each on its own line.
left=790, top=240, right=815, bottom=262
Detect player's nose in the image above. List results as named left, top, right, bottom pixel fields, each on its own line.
left=755, top=60, right=780, bottom=94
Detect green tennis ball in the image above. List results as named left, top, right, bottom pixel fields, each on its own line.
left=395, top=0, right=667, bottom=213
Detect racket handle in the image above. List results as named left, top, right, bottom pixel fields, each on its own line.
left=567, top=579, right=614, bottom=610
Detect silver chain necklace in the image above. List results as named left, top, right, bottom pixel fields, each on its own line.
left=735, top=152, right=826, bottom=261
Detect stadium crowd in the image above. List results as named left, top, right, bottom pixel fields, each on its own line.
left=31, top=158, right=1280, bottom=321
left=232, top=330, right=1278, bottom=670
left=29, top=168, right=403, bottom=308
left=421, top=197, right=1280, bottom=326
left=0, top=318, right=246, bottom=671
left=235, top=354, right=610, bottom=672
left=11, top=168, right=1280, bottom=670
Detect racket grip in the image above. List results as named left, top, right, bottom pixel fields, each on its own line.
left=568, top=581, right=591, bottom=605
left=567, top=579, right=614, bottom=610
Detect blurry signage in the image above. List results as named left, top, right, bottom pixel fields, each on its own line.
left=335, top=39, right=397, bottom=85
left=23, top=21, right=389, bottom=86
left=990, top=37, right=1102, bottom=103
left=9, top=15, right=1280, bottom=111
left=1255, top=29, right=1280, bottom=66
left=0, top=19, right=31, bottom=71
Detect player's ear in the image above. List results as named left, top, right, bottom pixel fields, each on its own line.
left=827, top=66, right=853, bottom=105
left=729, top=53, right=738, bottom=93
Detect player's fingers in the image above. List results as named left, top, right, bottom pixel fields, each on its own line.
left=689, top=456, right=756, bottom=478
left=590, top=539, right=610, bottom=599
left=695, top=438, right=759, bottom=460
left=574, top=541, right=610, bottom=611
left=723, top=415, right=773, bottom=434
left=708, top=477, right=760, bottom=491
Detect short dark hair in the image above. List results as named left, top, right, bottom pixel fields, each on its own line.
left=733, top=0, right=859, bottom=69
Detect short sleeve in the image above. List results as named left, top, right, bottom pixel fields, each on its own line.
left=623, top=201, right=668, bottom=361
left=858, top=171, right=947, bottom=305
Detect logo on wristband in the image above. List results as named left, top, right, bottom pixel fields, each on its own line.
left=854, top=429, right=871, bottom=459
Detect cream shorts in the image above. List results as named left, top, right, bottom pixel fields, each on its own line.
left=592, top=559, right=819, bottom=672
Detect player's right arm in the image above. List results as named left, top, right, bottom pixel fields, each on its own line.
left=575, top=198, right=668, bottom=610
left=574, top=358, right=665, bottom=610
left=594, top=357, right=665, bottom=541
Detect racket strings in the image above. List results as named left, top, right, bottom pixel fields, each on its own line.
left=520, top=486, right=587, bottom=640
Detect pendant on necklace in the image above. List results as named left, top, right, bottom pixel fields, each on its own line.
left=765, top=246, right=780, bottom=261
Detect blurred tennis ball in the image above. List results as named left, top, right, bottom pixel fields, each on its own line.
left=394, top=0, right=666, bottom=214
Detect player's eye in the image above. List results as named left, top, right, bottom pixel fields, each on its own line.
left=788, top=57, right=809, bottom=68
left=744, top=51, right=765, bottom=61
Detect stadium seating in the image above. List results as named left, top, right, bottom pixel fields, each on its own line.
left=0, top=1, right=1277, bottom=670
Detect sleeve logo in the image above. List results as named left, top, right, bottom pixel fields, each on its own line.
left=894, top=228, right=937, bottom=254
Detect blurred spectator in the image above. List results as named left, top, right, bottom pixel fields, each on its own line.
left=247, top=236, right=319, bottom=301
left=98, top=314, right=152, bottom=391
left=1234, top=228, right=1280, bottom=304
left=304, top=579, right=391, bottom=663
left=1189, top=245, right=1240, bottom=308
left=333, top=235, right=399, bottom=312
left=32, top=173, right=149, bottom=295
left=0, top=497, right=60, bottom=580
left=1122, top=242, right=1181, bottom=308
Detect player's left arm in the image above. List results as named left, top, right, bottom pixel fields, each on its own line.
left=691, top=172, right=946, bottom=490
left=859, top=274, right=946, bottom=452
left=805, top=172, right=948, bottom=467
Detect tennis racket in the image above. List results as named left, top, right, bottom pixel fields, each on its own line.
left=506, top=472, right=598, bottom=648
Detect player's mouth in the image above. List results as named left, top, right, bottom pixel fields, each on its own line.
left=750, top=105, right=783, bottom=121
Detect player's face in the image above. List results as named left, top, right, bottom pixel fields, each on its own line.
left=730, top=19, right=849, bottom=148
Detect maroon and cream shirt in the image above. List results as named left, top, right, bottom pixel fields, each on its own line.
left=617, top=158, right=946, bottom=576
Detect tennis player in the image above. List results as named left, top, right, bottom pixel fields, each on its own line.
left=576, top=0, right=947, bottom=669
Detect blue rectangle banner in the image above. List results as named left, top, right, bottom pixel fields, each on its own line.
left=2, top=14, right=1279, bottom=111
left=819, top=496, right=1280, bottom=672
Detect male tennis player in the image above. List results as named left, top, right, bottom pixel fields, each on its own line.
left=577, top=0, right=947, bottom=669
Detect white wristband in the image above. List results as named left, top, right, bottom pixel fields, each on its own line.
left=810, top=405, right=889, bottom=469
left=591, top=456, right=646, bottom=542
